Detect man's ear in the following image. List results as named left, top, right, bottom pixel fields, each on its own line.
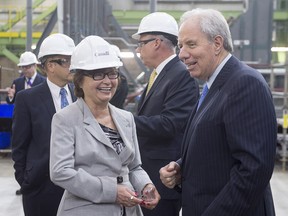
left=214, top=35, right=223, bottom=55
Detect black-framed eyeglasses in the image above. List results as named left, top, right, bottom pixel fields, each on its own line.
left=83, top=69, right=119, bottom=81
left=49, top=59, right=71, bottom=68
left=137, top=38, right=158, bottom=48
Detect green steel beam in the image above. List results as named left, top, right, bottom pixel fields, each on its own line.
left=0, top=45, right=19, bottom=64
left=0, top=0, right=45, bottom=32
left=274, top=10, right=288, bottom=20
left=0, top=37, right=40, bottom=46
left=20, top=4, right=57, bottom=32
left=112, top=10, right=243, bottom=25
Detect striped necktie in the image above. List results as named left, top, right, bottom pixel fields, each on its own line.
left=146, top=70, right=157, bottom=95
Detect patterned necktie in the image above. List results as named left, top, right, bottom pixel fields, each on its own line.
left=146, top=70, right=157, bottom=95
left=60, top=88, right=69, bottom=109
left=197, top=84, right=209, bottom=110
left=26, top=78, right=32, bottom=89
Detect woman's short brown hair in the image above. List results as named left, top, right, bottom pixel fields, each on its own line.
left=73, top=70, right=85, bottom=98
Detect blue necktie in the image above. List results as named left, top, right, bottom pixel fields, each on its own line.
left=60, top=88, right=69, bottom=109
left=26, top=78, right=32, bottom=88
left=197, top=84, right=209, bottom=110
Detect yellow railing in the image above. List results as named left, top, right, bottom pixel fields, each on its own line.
left=0, top=32, right=42, bottom=38
left=0, top=1, right=52, bottom=34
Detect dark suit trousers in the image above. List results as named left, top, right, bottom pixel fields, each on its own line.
left=141, top=198, right=181, bottom=216
left=22, top=178, right=63, bottom=216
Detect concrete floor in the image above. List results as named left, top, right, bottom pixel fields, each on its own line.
left=0, top=154, right=287, bottom=216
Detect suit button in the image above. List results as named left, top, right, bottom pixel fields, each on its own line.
left=117, top=176, right=123, bottom=183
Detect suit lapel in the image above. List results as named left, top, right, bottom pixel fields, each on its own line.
left=182, top=56, right=238, bottom=160
left=19, top=77, right=26, bottom=90
left=32, top=74, right=42, bottom=86
left=138, top=56, right=180, bottom=112
left=37, top=81, right=56, bottom=118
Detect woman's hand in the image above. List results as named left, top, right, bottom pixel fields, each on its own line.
left=116, top=185, right=143, bottom=207
left=140, top=183, right=161, bottom=210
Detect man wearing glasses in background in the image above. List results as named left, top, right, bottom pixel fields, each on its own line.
left=6, top=51, right=46, bottom=104
left=132, top=12, right=199, bottom=216
left=11, top=33, right=76, bottom=216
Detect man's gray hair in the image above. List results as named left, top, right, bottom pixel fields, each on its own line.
left=180, top=8, right=233, bottom=52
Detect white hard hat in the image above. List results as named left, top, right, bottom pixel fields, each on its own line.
left=17, top=51, right=39, bottom=66
left=110, top=44, right=121, bottom=58
left=132, top=12, right=178, bottom=40
left=70, top=36, right=123, bottom=71
left=38, top=33, right=75, bottom=59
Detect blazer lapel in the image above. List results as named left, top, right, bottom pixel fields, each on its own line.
left=109, top=105, right=130, bottom=145
left=109, top=104, right=133, bottom=163
left=79, top=99, right=113, bottom=149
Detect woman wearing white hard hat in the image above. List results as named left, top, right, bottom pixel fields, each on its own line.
left=50, top=35, right=160, bottom=216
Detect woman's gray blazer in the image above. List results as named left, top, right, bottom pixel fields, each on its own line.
left=50, top=98, right=152, bottom=216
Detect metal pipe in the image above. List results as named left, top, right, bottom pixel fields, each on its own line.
left=150, top=0, right=157, bottom=13
left=57, top=0, right=64, bottom=33
left=26, top=0, right=32, bottom=51
left=282, top=64, right=288, bottom=171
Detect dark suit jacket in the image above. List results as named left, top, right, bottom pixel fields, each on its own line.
left=180, top=56, right=277, bottom=216
left=6, top=72, right=46, bottom=104
left=135, top=56, right=199, bottom=200
left=110, top=71, right=129, bottom=109
left=11, top=81, right=76, bottom=215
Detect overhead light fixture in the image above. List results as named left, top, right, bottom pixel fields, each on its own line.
left=271, top=47, right=288, bottom=52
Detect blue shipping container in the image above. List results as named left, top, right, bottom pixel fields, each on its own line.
left=0, top=104, right=14, bottom=149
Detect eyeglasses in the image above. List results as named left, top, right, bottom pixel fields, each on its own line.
left=83, top=70, right=119, bottom=81
left=137, top=38, right=157, bottom=48
left=49, top=59, right=71, bottom=68
left=20, top=64, right=34, bottom=70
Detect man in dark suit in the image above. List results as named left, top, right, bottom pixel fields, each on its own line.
left=6, top=51, right=46, bottom=104
left=110, top=71, right=129, bottom=109
left=160, top=8, right=277, bottom=216
left=109, top=44, right=129, bottom=109
left=132, top=12, right=199, bottom=216
left=12, top=33, right=76, bottom=216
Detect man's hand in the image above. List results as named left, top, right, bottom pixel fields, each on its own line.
left=159, top=161, right=181, bottom=189
left=7, top=84, right=16, bottom=99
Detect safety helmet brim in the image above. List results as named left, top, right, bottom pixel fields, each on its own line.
left=17, top=62, right=39, bottom=66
